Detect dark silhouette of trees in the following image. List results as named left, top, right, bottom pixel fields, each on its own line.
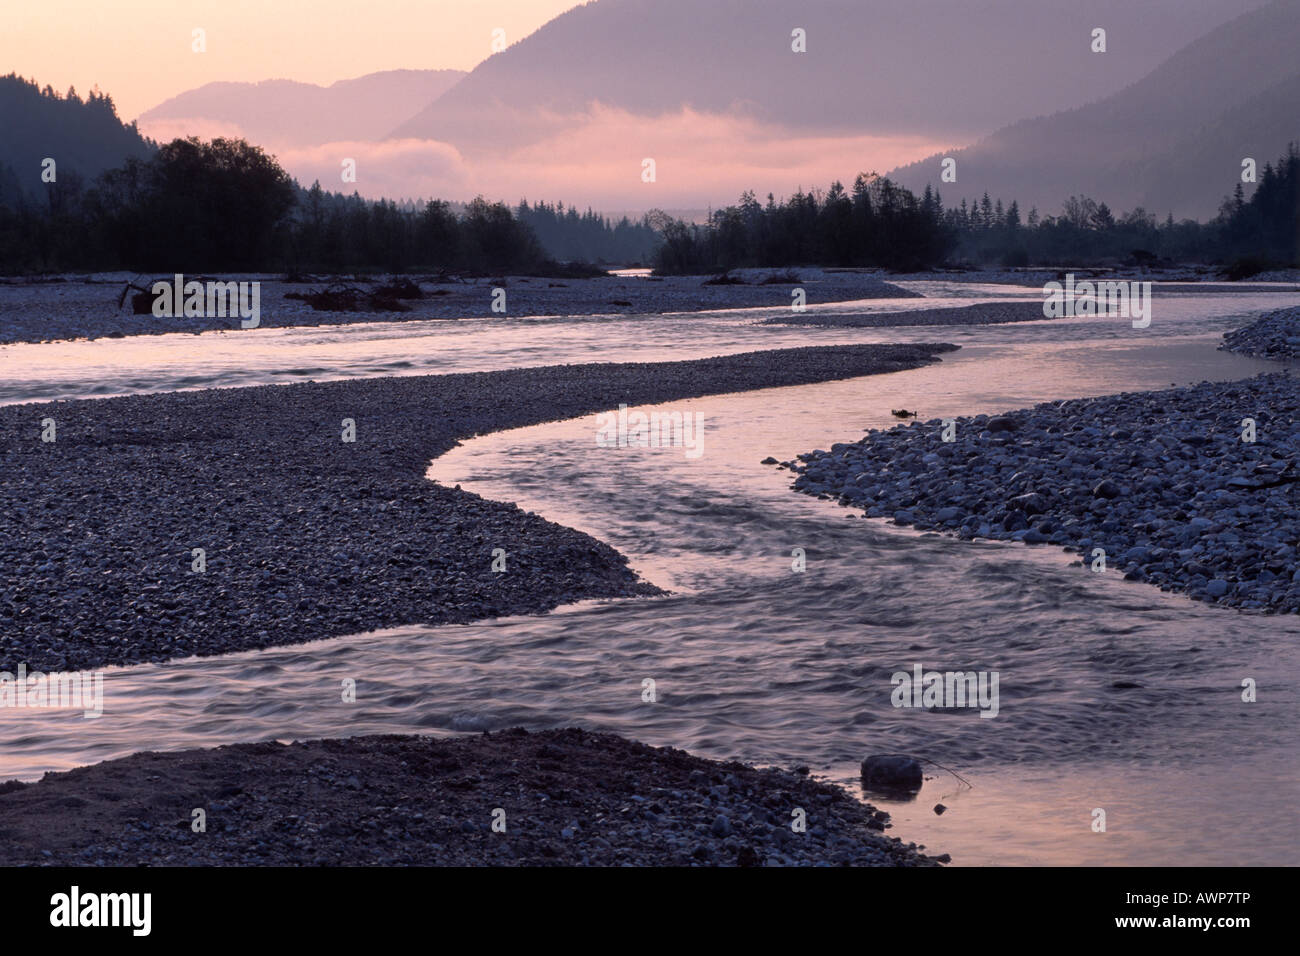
left=88, top=137, right=296, bottom=271
left=652, top=173, right=951, bottom=274
left=515, top=200, right=660, bottom=264
left=1, top=136, right=584, bottom=275
left=932, top=144, right=1300, bottom=272
left=0, top=73, right=153, bottom=196
left=648, top=144, right=1299, bottom=275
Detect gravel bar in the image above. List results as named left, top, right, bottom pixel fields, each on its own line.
left=0, top=343, right=957, bottom=671
left=790, top=372, right=1300, bottom=612
left=763, top=301, right=1047, bottom=328
left=1221, top=306, right=1300, bottom=359
left=0, top=728, right=941, bottom=866
left=0, top=272, right=918, bottom=345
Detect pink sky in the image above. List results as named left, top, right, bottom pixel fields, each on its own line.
left=1, top=0, right=584, bottom=120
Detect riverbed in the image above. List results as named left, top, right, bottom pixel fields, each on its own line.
left=2, top=280, right=1297, bottom=865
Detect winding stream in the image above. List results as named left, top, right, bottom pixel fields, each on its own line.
left=3, top=282, right=1298, bottom=865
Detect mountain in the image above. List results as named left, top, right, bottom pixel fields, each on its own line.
left=138, top=70, right=466, bottom=150
left=389, top=0, right=1263, bottom=152
left=0, top=73, right=154, bottom=203
left=888, top=0, right=1300, bottom=220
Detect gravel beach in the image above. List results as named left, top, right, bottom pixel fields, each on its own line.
left=1221, top=305, right=1300, bottom=359
left=0, top=728, right=940, bottom=866
left=766, top=288, right=1300, bottom=331
left=0, top=343, right=957, bottom=671
left=0, top=271, right=917, bottom=345
left=789, top=372, right=1300, bottom=612
left=886, top=266, right=1300, bottom=288
left=764, top=301, right=1047, bottom=328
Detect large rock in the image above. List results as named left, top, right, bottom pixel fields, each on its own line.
left=1009, top=491, right=1047, bottom=514
left=860, top=755, right=923, bottom=793
left=1092, top=479, right=1122, bottom=499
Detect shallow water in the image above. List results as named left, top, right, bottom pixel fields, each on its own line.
left=2, top=285, right=1298, bottom=866
left=0, top=280, right=1292, bottom=405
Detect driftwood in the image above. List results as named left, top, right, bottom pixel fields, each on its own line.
left=703, top=272, right=746, bottom=286
left=372, top=278, right=424, bottom=300
left=284, top=283, right=412, bottom=313
left=117, top=279, right=157, bottom=315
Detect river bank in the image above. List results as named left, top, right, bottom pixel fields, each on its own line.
left=1220, top=305, right=1300, bottom=359
left=0, top=271, right=917, bottom=345
left=790, top=371, right=1300, bottom=611
left=0, top=728, right=940, bottom=866
left=764, top=301, right=1047, bottom=328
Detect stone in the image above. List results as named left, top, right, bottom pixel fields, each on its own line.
left=1009, top=492, right=1047, bottom=514
left=860, top=755, right=923, bottom=793
left=1092, top=479, right=1121, bottom=499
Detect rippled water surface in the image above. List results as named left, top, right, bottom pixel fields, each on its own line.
left=2, top=280, right=1294, bottom=404
left=3, top=283, right=1298, bottom=865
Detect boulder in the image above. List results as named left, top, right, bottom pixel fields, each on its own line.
left=1009, top=491, right=1047, bottom=514
left=1092, top=479, right=1122, bottom=499
left=860, top=754, right=923, bottom=793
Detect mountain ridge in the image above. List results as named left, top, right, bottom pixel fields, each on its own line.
left=390, top=0, right=1262, bottom=153
left=139, top=69, right=466, bottom=149
left=886, top=0, right=1300, bottom=219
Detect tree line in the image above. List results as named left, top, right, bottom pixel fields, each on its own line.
left=0, top=136, right=590, bottom=276
left=652, top=175, right=948, bottom=274
left=939, top=144, right=1299, bottom=275
left=2, top=116, right=1296, bottom=278
left=514, top=200, right=661, bottom=265
left=650, top=145, right=1299, bottom=276
left=0, top=73, right=153, bottom=203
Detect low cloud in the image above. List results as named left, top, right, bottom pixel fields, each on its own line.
left=145, top=104, right=953, bottom=210
left=274, top=139, right=472, bottom=199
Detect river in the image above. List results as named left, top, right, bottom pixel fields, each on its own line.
left=3, top=281, right=1297, bottom=865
